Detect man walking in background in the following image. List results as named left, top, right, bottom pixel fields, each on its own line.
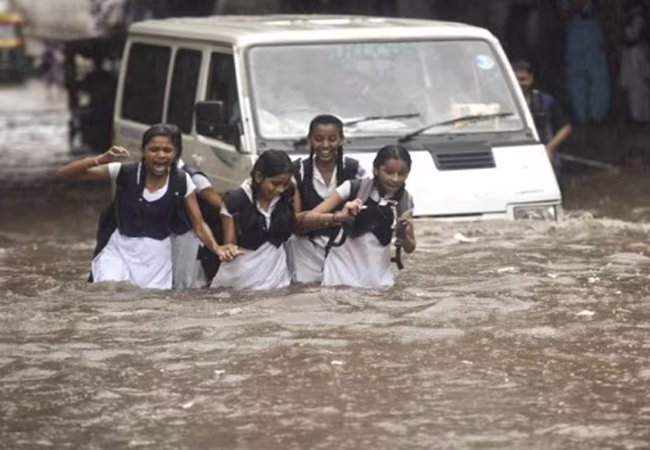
left=513, top=60, right=573, bottom=184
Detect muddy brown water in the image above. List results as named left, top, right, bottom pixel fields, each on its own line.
left=1, top=82, right=649, bottom=449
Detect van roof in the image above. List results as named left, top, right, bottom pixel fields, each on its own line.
left=129, top=14, right=495, bottom=46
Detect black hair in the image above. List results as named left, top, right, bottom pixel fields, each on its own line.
left=308, top=114, right=344, bottom=138
left=250, top=149, right=294, bottom=203
left=141, top=123, right=183, bottom=179
left=306, top=114, right=348, bottom=185
left=251, top=149, right=293, bottom=179
left=142, top=123, right=183, bottom=159
left=373, top=144, right=412, bottom=171
left=511, top=60, right=533, bottom=74
left=373, top=144, right=412, bottom=198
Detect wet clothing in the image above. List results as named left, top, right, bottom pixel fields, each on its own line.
left=529, top=90, right=570, bottom=145
left=527, top=89, right=571, bottom=174
left=322, top=179, right=414, bottom=289
left=289, top=157, right=366, bottom=284
left=170, top=160, right=215, bottom=289
left=91, top=162, right=195, bottom=289
left=210, top=181, right=293, bottom=290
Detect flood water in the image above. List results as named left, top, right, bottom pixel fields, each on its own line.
left=1, top=81, right=649, bottom=449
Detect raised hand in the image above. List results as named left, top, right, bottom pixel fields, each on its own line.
left=100, top=146, right=131, bottom=164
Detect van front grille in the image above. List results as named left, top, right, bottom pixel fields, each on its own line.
left=433, top=150, right=495, bottom=170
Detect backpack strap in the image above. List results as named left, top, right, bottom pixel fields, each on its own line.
left=391, top=189, right=413, bottom=271
left=170, top=167, right=187, bottom=198
left=341, top=157, right=360, bottom=180
left=323, top=178, right=374, bottom=257
left=292, top=158, right=304, bottom=185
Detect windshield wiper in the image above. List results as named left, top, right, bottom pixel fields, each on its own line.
left=293, top=113, right=421, bottom=147
left=397, top=112, right=514, bottom=144
left=344, top=113, right=420, bottom=127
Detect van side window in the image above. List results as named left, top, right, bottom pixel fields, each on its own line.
left=122, top=43, right=170, bottom=124
left=206, top=52, right=240, bottom=131
left=168, top=49, right=201, bottom=133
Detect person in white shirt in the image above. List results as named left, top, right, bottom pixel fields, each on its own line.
left=171, top=158, right=223, bottom=289
left=57, top=124, right=235, bottom=289
left=210, top=150, right=301, bottom=290
left=290, top=114, right=367, bottom=284
left=298, top=144, right=416, bottom=289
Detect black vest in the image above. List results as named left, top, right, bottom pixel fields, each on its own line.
left=224, top=186, right=294, bottom=250
left=92, top=163, right=186, bottom=260
left=115, top=162, right=187, bottom=240
left=347, top=179, right=404, bottom=247
left=294, top=156, right=359, bottom=238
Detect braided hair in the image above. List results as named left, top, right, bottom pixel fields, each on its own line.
left=306, top=114, right=346, bottom=185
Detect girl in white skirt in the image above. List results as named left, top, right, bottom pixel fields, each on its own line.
left=171, top=159, right=223, bottom=289
left=58, top=124, right=234, bottom=289
left=298, top=144, right=416, bottom=288
left=210, top=150, right=300, bottom=290
left=290, top=114, right=367, bottom=284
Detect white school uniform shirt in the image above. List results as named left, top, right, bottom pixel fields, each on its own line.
left=210, top=180, right=291, bottom=290
left=91, top=162, right=195, bottom=289
left=321, top=179, right=414, bottom=289
left=289, top=160, right=367, bottom=284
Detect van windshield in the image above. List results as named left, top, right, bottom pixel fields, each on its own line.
left=248, top=40, right=524, bottom=141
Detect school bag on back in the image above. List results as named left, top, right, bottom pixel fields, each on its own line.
left=326, top=178, right=412, bottom=269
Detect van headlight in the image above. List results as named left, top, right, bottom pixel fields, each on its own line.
left=513, top=204, right=559, bottom=221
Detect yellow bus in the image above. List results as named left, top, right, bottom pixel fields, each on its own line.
left=0, top=12, right=27, bottom=82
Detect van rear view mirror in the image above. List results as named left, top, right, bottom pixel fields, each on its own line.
left=195, top=100, right=226, bottom=137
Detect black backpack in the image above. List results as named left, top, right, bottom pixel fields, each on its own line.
left=325, top=178, right=413, bottom=269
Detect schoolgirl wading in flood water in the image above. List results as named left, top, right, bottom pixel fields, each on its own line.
left=210, top=150, right=301, bottom=290
left=290, top=114, right=367, bottom=284
left=57, top=124, right=236, bottom=289
left=298, top=144, right=416, bottom=288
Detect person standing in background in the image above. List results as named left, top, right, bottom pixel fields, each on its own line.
left=619, top=0, right=650, bottom=123
left=513, top=60, right=573, bottom=182
left=560, top=0, right=610, bottom=122
left=40, top=41, right=63, bottom=101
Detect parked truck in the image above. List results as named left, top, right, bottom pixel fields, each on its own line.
left=114, top=14, right=562, bottom=220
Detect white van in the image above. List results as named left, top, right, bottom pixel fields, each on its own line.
left=114, top=14, right=562, bottom=220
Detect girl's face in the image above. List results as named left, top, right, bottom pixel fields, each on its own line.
left=374, top=158, right=410, bottom=196
left=143, top=136, right=177, bottom=177
left=309, top=124, right=343, bottom=164
left=256, top=172, right=293, bottom=200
